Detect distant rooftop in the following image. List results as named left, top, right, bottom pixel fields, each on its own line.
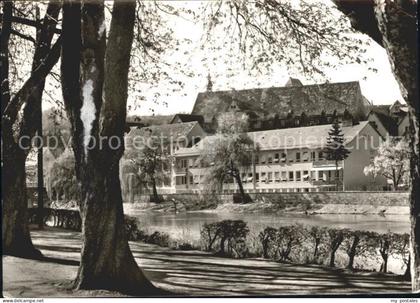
left=285, top=77, right=303, bottom=87
left=368, top=110, right=398, bottom=136
left=170, top=114, right=204, bottom=124
left=192, top=79, right=369, bottom=124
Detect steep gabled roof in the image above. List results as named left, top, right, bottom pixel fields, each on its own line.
left=368, top=111, right=398, bottom=136
left=192, top=81, right=368, bottom=123
left=370, top=104, right=390, bottom=116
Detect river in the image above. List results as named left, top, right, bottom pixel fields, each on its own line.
left=126, top=210, right=410, bottom=242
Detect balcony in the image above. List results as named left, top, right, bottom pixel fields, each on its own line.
left=310, top=179, right=342, bottom=187
left=312, top=160, right=337, bottom=167
left=174, top=166, right=189, bottom=174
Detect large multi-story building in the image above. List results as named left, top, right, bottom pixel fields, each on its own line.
left=171, top=121, right=386, bottom=193
left=121, top=79, right=390, bottom=197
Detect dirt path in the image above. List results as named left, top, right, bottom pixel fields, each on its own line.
left=3, top=228, right=411, bottom=297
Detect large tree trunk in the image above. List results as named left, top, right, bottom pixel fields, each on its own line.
left=0, top=0, right=38, bottom=258
left=74, top=163, right=154, bottom=293
left=329, top=249, right=337, bottom=267
left=372, top=0, right=419, bottom=291
left=335, top=160, right=339, bottom=191
left=380, top=255, right=389, bottom=273
left=409, top=112, right=420, bottom=290
left=151, top=177, right=159, bottom=202
left=2, top=150, right=41, bottom=258
left=334, top=0, right=419, bottom=291
left=347, top=236, right=360, bottom=270
left=61, top=0, right=158, bottom=294
left=1, top=1, right=60, bottom=258
left=234, top=172, right=247, bottom=203
left=313, top=238, right=320, bottom=262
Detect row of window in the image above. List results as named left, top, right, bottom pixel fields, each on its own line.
left=175, top=170, right=339, bottom=186
left=222, top=187, right=338, bottom=194
left=256, top=151, right=325, bottom=164
left=176, top=175, right=204, bottom=185
left=241, top=170, right=337, bottom=183
left=176, top=151, right=327, bottom=169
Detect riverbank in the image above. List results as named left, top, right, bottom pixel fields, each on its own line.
left=124, top=199, right=409, bottom=215
left=2, top=227, right=411, bottom=297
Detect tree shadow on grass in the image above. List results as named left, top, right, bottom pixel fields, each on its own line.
left=27, top=228, right=410, bottom=296
left=132, top=249, right=411, bottom=295
left=38, top=255, right=80, bottom=266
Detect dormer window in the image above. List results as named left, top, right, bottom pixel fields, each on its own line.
left=230, top=100, right=239, bottom=110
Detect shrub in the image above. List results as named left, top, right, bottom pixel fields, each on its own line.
left=147, top=231, right=171, bottom=247
left=233, top=193, right=253, bottom=204
left=48, top=150, right=80, bottom=203
left=327, top=228, right=347, bottom=267
left=200, top=220, right=250, bottom=258
left=273, top=225, right=304, bottom=262
left=342, top=230, right=379, bottom=270
left=375, top=232, right=410, bottom=273
left=124, top=216, right=147, bottom=241
left=200, top=222, right=222, bottom=251
left=172, top=242, right=196, bottom=251
left=307, top=226, right=328, bottom=264
left=394, top=233, right=411, bottom=278
left=245, top=231, right=263, bottom=257
left=259, top=227, right=278, bottom=259
left=150, top=194, right=164, bottom=203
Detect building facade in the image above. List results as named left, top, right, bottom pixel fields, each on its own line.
left=120, top=79, right=392, bottom=198
left=120, top=121, right=206, bottom=199
left=171, top=121, right=387, bottom=194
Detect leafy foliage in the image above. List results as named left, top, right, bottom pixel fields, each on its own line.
left=307, top=225, right=328, bottom=263
left=48, top=148, right=80, bottom=206
left=364, top=138, right=410, bottom=190
left=323, top=121, right=351, bottom=190
left=123, top=136, right=171, bottom=201
left=374, top=231, right=410, bottom=273
left=324, top=121, right=351, bottom=163
left=200, top=220, right=250, bottom=258
left=327, top=228, right=347, bottom=267
left=259, top=226, right=278, bottom=258
left=273, top=225, right=304, bottom=262
left=342, top=230, right=378, bottom=269
left=200, top=112, right=257, bottom=200
left=128, top=1, right=193, bottom=112
left=200, top=0, right=370, bottom=81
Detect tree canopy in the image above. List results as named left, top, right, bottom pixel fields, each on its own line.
left=364, top=138, right=410, bottom=191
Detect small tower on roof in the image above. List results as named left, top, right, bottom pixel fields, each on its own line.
left=206, top=73, right=213, bottom=92
left=285, top=77, right=303, bottom=87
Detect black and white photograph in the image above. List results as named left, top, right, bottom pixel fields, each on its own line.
left=1, top=0, right=419, bottom=300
